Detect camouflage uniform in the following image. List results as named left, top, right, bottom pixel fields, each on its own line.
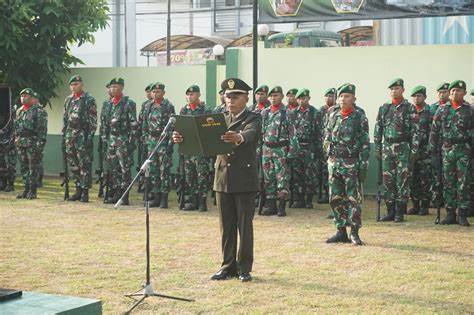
left=318, top=104, right=333, bottom=203
left=429, top=100, right=448, bottom=207
left=137, top=98, right=153, bottom=174
left=0, top=106, right=16, bottom=191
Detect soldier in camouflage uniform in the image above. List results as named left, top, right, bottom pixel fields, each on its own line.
left=213, top=89, right=227, bottom=114
left=289, top=89, right=320, bottom=209
left=180, top=85, right=212, bottom=211
left=137, top=83, right=155, bottom=193
left=97, top=83, right=113, bottom=198
left=0, top=102, right=16, bottom=192
left=407, top=86, right=432, bottom=216
left=102, top=77, right=138, bottom=205
left=374, top=78, right=420, bottom=223
left=286, top=88, right=298, bottom=111
left=429, top=80, right=472, bottom=227
left=261, top=86, right=299, bottom=217
left=324, top=83, right=369, bottom=245
left=15, top=88, right=48, bottom=199
left=62, top=75, right=97, bottom=202
left=142, top=82, right=175, bottom=208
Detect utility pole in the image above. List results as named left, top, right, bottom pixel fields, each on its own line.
left=252, top=0, right=258, bottom=103
left=166, top=0, right=171, bottom=66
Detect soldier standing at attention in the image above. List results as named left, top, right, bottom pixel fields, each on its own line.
left=286, top=88, right=299, bottom=111
left=374, top=78, right=419, bottom=223
left=213, top=89, right=227, bottom=114
left=103, top=78, right=138, bottom=205
left=15, top=88, right=48, bottom=199
left=62, top=75, right=97, bottom=202
left=179, top=85, right=212, bottom=211
left=248, top=85, right=269, bottom=113
left=324, top=83, right=369, bottom=245
left=0, top=101, right=16, bottom=192
left=260, top=86, right=299, bottom=217
left=407, top=86, right=432, bottom=216
left=137, top=83, right=155, bottom=188
left=430, top=80, right=472, bottom=227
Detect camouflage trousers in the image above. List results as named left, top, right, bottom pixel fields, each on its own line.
left=107, top=145, right=132, bottom=190
left=184, top=155, right=210, bottom=197
left=430, top=156, right=444, bottom=206
left=382, top=143, right=410, bottom=203
left=65, top=135, right=93, bottom=189
left=328, top=156, right=362, bottom=228
left=320, top=154, right=329, bottom=196
left=0, top=142, right=16, bottom=178
left=262, top=146, right=290, bottom=200
left=148, top=147, right=172, bottom=194
left=290, top=148, right=318, bottom=197
left=409, top=155, right=431, bottom=202
left=17, top=145, right=42, bottom=187
left=442, top=148, right=470, bottom=209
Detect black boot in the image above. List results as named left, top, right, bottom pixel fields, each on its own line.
left=468, top=207, right=474, bottom=217
left=4, top=177, right=15, bottom=192
left=350, top=226, right=363, bottom=246
left=0, top=178, right=6, bottom=190
left=38, top=173, right=43, bottom=188
left=440, top=207, right=457, bottom=225
left=305, top=194, right=313, bottom=209
left=80, top=188, right=89, bottom=203
left=159, top=193, right=169, bottom=209
left=104, top=189, right=120, bottom=204
left=149, top=193, right=161, bottom=208
left=199, top=196, right=208, bottom=212
left=290, top=193, right=304, bottom=208
left=16, top=184, right=29, bottom=199
left=121, top=191, right=130, bottom=206
left=68, top=185, right=83, bottom=201
left=380, top=202, right=396, bottom=222
left=419, top=200, right=430, bottom=215
left=457, top=208, right=470, bottom=227
left=261, top=199, right=278, bottom=216
left=326, top=227, right=349, bottom=243
left=184, top=194, right=199, bottom=211
left=395, top=202, right=406, bottom=222
left=277, top=199, right=287, bottom=217
left=407, top=200, right=420, bottom=215
left=26, top=184, right=37, bottom=199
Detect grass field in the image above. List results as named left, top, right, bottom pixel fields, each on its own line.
left=1, top=178, right=473, bottom=314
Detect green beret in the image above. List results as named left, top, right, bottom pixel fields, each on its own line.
left=33, top=91, right=40, bottom=99
left=68, top=75, right=83, bottom=85
left=221, top=78, right=252, bottom=95
left=388, top=78, right=404, bottom=88
left=145, top=83, right=154, bottom=92
left=338, top=83, right=356, bottom=95
left=448, top=80, right=466, bottom=91
left=471, top=88, right=474, bottom=96
left=410, top=85, right=426, bottom=96
left=109, top=77, right=125, bottom=86
left=19, top=88, right=35, bottom=96
left=186, top=85, right=200, bottom=94
left=106, top=83, right=110, bottom=88
left=324, top=88, right=336, bottom=96
left=295, top=89, right=310, bottom=99
left=269, top=86, right=283, bottom=95
left=436, top=82, right=450, bottom=91
left=286, top=88, right=299, bottom=96
left=255, top=85, right=269, bottom=94
left=151, top=82, right=165, bottom=90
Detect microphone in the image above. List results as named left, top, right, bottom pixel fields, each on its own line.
left=162, top=116, right=176, bottom=134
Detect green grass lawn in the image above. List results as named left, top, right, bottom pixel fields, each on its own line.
left=1, top=178, right=473, bottom=314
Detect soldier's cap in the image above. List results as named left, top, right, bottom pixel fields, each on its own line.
left=255, top=85, right=269, bottom=94
left=295, top=89, right=310, bottom=99
left=338, top=83, right=356, bottom=95
left=436, top=82, right=450, bottom=91
left=286, top=88, right=299, bottom=96
left=471, top=88, right=474, bottom=96
left=268, top=86, right=283, bottom=95
left=410, top=85, right=426, bottom=97
left=19, top=88, right=35, bottom=96
left=109, top=77, right=125, bottom=86
left=448, top=80, right=466, bottom=91
left=33, top=91, right=40, bottom=99
left=324, top=88, right=336, bottom=96
left=68, top=75, right=83, bottom=85
left=186, top=85, right=200, bottom=94
left=145, top=83, right=154, bottom=92
left=151, top=82, right=165, bottom=90
left=388, top=78, right=404, bottom=88
left=221, top=78, right=252, bottom=95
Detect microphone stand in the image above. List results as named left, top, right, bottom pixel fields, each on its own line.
left=115, top=118, right=194, bottom=314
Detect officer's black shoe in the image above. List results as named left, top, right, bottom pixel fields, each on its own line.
left=26, top=185, right=37, bottom=199
left=407, top=200, right=420, bottom=215
left=239, top=272, right=252, bottom=282
left=261, top=199, right=278, bottom=216
left=210, top=270, right=238, bottom=281
left=160, top=193, right=169, bottom=209
left=68, top=186, right=83, bottom=201
left=199, top=196, right=208, bottom=212
left=4, top=178, right=15, bottom=192
left=441, top=208, right=457, bottom=225
left=326, top=227, right=349, bottom=243
left=394, top=202, right=406, bottom=223
left=457, top=209, right=470, bottom=227
left=305, top=194, right=313, bottom=209
left=80, top=189, right=89, bottom=203
left=16, top=185, right=29, bottom=199
left=419, top=200, right=430, bottom=215
left=184, top=195, right=199, bottom=211
left=380, top=202, right=396, bottom=222
left=277, top=199, right=287, bottom=217
left=350, top=226, right=363, bottom=246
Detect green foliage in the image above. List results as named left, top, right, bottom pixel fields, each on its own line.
left=0, top=0, right=109, bottom=106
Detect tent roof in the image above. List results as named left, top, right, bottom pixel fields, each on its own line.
left=140, top=35, right=232, bottom=56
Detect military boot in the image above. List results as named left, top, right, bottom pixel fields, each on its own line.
left=407, top=200, right=420, bottom=215
left=395, top=202, right=406, bottom=222
left=26, top=184, right=37, bottom=199
left=80, top=188, right=89, bottom=203
left=277, top=199, right=287, bottom=217
left=121, top=191, right=130, bottom=206
left=468, top=207, right=474, bottom=217
left=184, top=194, right=199, bottom=211
left=261, top=199, right=278, bottom=216
left=290, top=193, right=304, bottom=208
left=149, top=193, right=161, bottom=208
left=0, top=178, right=6, bottom=190
left=199, top=196, right=208, bottom=212
left=159, top=193, right=169, bottom=209
left=380, top=202, right=396, bottom=221
left=16, top=184, right=29, bottom=199
left=419, top=200, right=430, bottom=216
left=4, top=177, right=15, bottom=192
left=104, top=189, right=120, bottom=204
left=326, top=227, right=349, bottom=243
left=305, top=194, right=313, bottom=209
left=350, top=226, right=363, bottom=246
left=440, top=207, right=457, bottom=225
left=38, top=173, right=43, bottom=188
left=68, top=185, right=83, bottom=201
left=457, top=208, right=470, bottom=227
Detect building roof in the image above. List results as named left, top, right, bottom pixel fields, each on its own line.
left=140, top=35, right=232, bottom=56
left=227, top=31, right=280, bottom=47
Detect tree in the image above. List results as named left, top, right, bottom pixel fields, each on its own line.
left=0, top=0, right=109, bottom=106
